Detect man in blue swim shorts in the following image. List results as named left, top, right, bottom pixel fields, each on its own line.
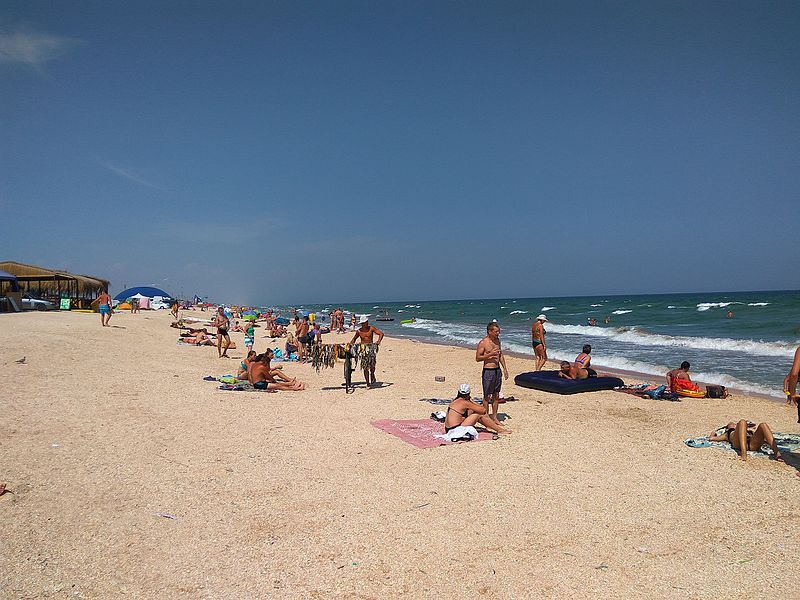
left=476, top=321, right=509, bottom=428
left=97, top=290, right=112, bottom=327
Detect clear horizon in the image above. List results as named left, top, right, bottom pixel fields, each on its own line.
left=3, top=2, right=799, bottom=305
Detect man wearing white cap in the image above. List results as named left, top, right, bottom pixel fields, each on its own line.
left=350, top=315, right=384, bottom=386
left=532, top=314, right=548, bottom=371
left=443, top=383, right=510, bottom=435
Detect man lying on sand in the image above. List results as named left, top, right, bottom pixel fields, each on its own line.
left=707, top=420, right=783, bottom=462
left=445, top=384, right=511, bottom=435
left=248, top=349, right=306, bottom=391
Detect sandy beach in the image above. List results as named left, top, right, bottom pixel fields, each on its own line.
left=2, top=310, right=798, bottom=599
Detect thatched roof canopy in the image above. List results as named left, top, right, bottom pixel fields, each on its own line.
left=0, top=261, right=109, bottom=298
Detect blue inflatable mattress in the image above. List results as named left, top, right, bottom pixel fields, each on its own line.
left=514, top=370, right=624, bottom=394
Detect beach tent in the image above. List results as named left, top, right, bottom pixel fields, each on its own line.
left=130, top=293, right=150, bottom=309
left=114, top=286, right=171, bottom=301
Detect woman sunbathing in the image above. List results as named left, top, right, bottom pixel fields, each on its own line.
left=237, top=350, right=257, bottom=379
left=248, top=350, right=306, bottom=391
left=192, top=329, right=215, bottom=346
left=445, top=384, right=511, bottom=435
left=708, top=420, right=783, bottom=462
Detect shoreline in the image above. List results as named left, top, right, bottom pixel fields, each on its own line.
left=391, top=331, right=787, bottom=403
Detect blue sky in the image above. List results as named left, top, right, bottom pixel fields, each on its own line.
left=2, top=1, right=799, bottom=304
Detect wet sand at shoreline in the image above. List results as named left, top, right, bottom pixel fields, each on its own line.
left=2, top=310, right=798, bottom=598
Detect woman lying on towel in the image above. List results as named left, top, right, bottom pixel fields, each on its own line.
left=187, top=328, right=215, bottom=346
left=445, top=384, right=511, bottom=435
left=708, top=420, right=784, bottom=462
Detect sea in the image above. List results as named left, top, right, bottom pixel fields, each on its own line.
left=280, top=290, right=800, bottom=399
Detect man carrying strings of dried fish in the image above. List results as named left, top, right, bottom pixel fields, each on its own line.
left=351, top=316, right=384, bottom=387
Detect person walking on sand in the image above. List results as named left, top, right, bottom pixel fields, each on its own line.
left=350, top=316, right=384, bottom=387
left=531, top=314, right=548, bottom=371
left=213, top=306, right=231, bottom=358
left=476, top=321, right=509, bottom=427
left=97, top=290, right=112, bottom=327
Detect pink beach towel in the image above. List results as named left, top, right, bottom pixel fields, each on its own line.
left=371, top=419, right=494, bottom=449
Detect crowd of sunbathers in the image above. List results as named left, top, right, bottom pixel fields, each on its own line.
left=178, top=305, right=381, bottom=393
left=175, top=305, right=800, bottom=462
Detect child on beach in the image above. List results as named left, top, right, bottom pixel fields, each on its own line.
left=244, top=322, right=255, bottom=354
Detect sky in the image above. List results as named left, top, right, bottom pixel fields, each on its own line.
left=2, top=1, right=799, bottom=305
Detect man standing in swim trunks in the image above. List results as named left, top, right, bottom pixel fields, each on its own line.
left=296, top=316, right=310, bottom=362
left=213, top=306, right=231, bottom=358
left=97, top=290, right=112, bottom=327
left=350, top=316, right=384, bottom=387
left=476, top=321, right=509, bottom=427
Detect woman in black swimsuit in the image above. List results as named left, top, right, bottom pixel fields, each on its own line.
left=444, top=384, right=511, bottom=435
left=708, top=420, right=783, bottom=462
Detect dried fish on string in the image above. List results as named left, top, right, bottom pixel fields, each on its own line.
left=309, top=343, right=379, bottom=373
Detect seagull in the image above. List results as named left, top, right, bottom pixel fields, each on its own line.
left=15, top=357, right=26, bottom=364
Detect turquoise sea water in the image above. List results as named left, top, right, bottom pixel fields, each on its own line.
left=282, top=290, right=800, bottom=398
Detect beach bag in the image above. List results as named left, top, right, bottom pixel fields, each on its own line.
left=706, top=385, right=727, bottom=398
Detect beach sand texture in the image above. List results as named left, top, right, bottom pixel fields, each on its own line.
left=2, top=311, right=798, bottom=599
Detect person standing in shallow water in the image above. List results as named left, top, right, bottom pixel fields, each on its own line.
left=476, top=321, right=509, bottom=427
left=531, top=314, right=548, bottom=371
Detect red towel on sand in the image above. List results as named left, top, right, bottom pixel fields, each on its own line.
left=371, top=419, right=493, bottom=449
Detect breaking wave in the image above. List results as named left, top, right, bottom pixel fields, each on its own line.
left=543, top=323, right=795, bottom=357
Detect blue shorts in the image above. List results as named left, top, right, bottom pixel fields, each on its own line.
left=99, top=304, right=110, bottom=314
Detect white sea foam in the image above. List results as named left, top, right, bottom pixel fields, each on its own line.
left=543, top=323, right=795, bottom=357
left=400, top=318, right=484, bottom=346
left=748, top=302, right=769, bottom=307
left=500, top=306, right=507, bottom=309
left=509, top=310, right=528, bottom=315
left=541, top=306, right=556, bottom=312
left=612, top=310, right=632, bottom=315
left=590, top=304, right=603, bottom=307
left=696, top=302, right=745, bottom=311
left=666, top=305, right=689, bottom=309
